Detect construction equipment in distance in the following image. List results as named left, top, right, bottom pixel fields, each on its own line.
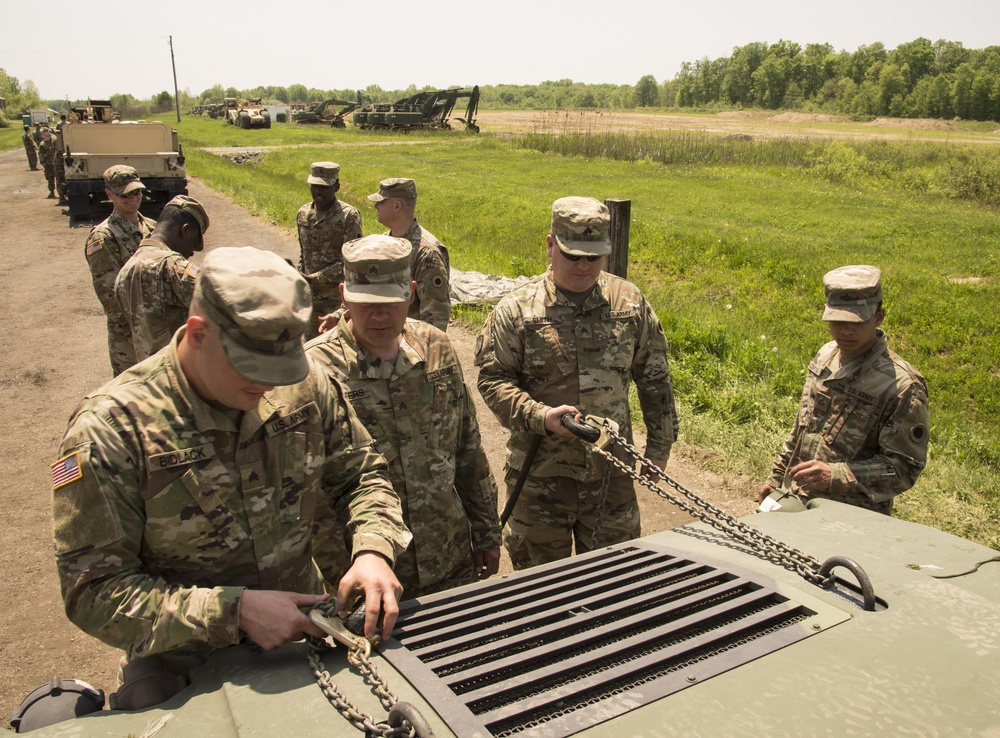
left=353, top=86, right=479, bottom=131
left=292, top=96, right=369, bottom=127
left=223, top=98, right=272, bottom=129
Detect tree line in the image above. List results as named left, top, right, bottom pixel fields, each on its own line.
left=667, top=38, right=1000, bottom=121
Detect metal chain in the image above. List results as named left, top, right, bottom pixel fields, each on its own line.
left=307, top=599, right=414, bottom=738
left=589, top=423, right=833, bottom=588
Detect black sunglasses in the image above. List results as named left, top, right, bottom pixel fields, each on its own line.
left=561, top=252, right=603, bottom=263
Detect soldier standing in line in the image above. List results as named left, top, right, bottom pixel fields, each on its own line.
left=296, top=161, right=362, bottom=338
left=476, top=196, right=678, bottom=570
left=51, top=247, right=409, bottom=710
left=32, top=122, right=44, bottom=144
left=37, top=129, right=58, bottom=198
left=306, top=235, right=501, bottom=598
left=114, top=195, right=209, bottom=364
left=21, top=125, right=38, bottom=171
left=85, top=165, right=156, bottom=375
left=757, top=265, right=929, bottom=515
left=367, top=178, right=451, bottom=332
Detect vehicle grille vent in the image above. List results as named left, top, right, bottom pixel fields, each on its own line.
left=383, top=541, right=838, bottom=737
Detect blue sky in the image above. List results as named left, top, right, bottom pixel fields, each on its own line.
left=4, top=0, right=998, bottom=100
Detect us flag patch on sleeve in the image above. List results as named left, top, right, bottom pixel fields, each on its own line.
left=86, top=240, right=103, bottom=256
left=51, top=452, right=83, bottom=489
left=184, top=263, right=200, bottom=280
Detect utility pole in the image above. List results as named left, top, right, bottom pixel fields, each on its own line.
left=169, top=35, right=180, bottom=123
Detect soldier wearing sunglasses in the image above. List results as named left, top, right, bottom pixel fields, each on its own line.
left=476, top=196, right=678, bottom=569
left=84, top=165, right=156, bottom=375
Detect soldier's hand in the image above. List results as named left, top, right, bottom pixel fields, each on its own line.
left=545, top=405, right=581, bottom=438
left=316, top=312, right=338, bottom=334
left=474, top=548, right=501, bottom=579
left=790, top=460, right=833, bottom=492
left=640, top=458, right=666, bottom=479
left=238, top=590, right=327, bottom=650
left=757, top=484, right=776, bottom=503
left=336, top=552, right=403, bottom=642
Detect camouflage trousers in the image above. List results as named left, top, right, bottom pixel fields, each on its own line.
left=107, top=315, right=137, bottom=376
left=502, top=471, right=640, bottom=570
left=306, top=290, right=343, bottom=340
left=24, top=145, right=37, bottom=170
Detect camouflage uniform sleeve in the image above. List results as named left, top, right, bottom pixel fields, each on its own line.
left=413, top=246, right=451, bottom=331
left=452, top=366, right=502, bottom=551
left=85, top=228, right=127, bottom=320
left=475, top=302, right=550, bottom=437
left=345, top=206, right=363, bottom=241
left=318, top=371, right=410, bottom=563
left=831, top=375, right=929, bottom=501
left=52, top=407, right=243, bottom=659
left=631, top=298, right=678, bottom=461
left=162, top=254, right=199, bottom=308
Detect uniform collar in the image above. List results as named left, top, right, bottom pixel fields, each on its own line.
left=542, top=267, right=610, bottom=311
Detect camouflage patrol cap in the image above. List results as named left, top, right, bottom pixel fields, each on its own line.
left=165, top=195, right=210, bottom=249
left=195, top=247, right=311, bottom=385
left=103, top=165, right=145, bottom=195
left=550, top=196, right=612, bottom=256
left=367, top=177, right=417, bottom=203
left=822, top=265, right=883, bottom=323
left=307, top=161, right=340, bottom=187
left=342, top=235, right=413, bottom=304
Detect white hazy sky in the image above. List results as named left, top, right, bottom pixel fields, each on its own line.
left=4, top=0, right=998, bottom=101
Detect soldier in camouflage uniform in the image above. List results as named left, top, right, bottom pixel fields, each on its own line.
left=85, top=165, right=157, bottom=375
left=37, top=129, right=58, bottom=198
left=306, top=235, right=501, bottom=598
left=757, top=266, right=929, bottom=515
left=476, top=197, right=678, bottom=570
left=296, top=162, right=363, bottom=338
left=21, top=125, right=38, bottom=171
left=368, top=178, right=451, bottom=332
left=32, top=122, right=44, bottom=144
left=114, top=195, right=209, bottom=364
left=51, top=247, right=409, bottom=710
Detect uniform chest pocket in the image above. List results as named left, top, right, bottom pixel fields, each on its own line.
left=275, top=430, right=324, bottom=524
left=145, top=465, right=248, bottom=561
left=524, top=324, right=574, bottom=379
left=605, top=318, right=638, bottom=374
left=430, top=377, right=464, bottom=451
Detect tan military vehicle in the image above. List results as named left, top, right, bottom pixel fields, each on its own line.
left=12, top=417, right=1000, bottom=735
left=223, top=97, right=272, bottom=129
left=59, top=108, right=187, bottom=222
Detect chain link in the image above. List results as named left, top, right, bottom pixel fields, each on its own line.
left=307, top=599, right=414, bottom=737
left=590, top=423, right=834, bottom=588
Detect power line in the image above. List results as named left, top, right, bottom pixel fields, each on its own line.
left=0, top=36, right=169, bottom=54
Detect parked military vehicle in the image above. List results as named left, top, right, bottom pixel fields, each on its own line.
left=58, top=118, right=187, bottom=222
left=223, top=97, right=271, bottom=129
left=13, top=415, right=1000, bottom=736
left=293, top=96, right=368, bottom=127
left=354, top=86, right=480, bottom=131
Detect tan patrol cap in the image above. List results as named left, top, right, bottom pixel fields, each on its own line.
left=342, top=235, right=413, bottom=304
left=165, top=195, right=210, bottom=248
left=367, top=177, right=417, bottom=203
left=104, top=165, right=145, bottom=195
left=551, top=196, right=612, bottom=257
left=194, top=247, right=312, bottom=386
left=307, top=161, right=340, bottom=187
left=822, top=265, right=883, bottom=323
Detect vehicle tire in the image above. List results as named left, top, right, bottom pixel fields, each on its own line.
left=239, top=113, right=250, bottom=129
left=263, top=114, right=271, bottom=129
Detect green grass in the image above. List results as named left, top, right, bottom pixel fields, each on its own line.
left=9, top=113, right=999, bottom=548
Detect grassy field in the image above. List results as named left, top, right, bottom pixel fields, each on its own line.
left=5, top=113, right=999, bottom=548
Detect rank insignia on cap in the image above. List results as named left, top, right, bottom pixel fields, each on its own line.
left=51, top=452, right=83, bottom=490
left=86, top=241, right=103, bottom=256
left=367, top=265, right=380, bottom=276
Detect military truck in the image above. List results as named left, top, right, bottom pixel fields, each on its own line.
left=354, top=87, right=480, bottom=132
left=292, top=96, right=367, bottom=127
left=59, top=119, right=187, bottom=222
left=223, top=97, right=272, bottom=129
left=12, top=415, right=1000, bottom=736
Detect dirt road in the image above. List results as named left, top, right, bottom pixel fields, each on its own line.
left=0, top=148, right=753, bottom=722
